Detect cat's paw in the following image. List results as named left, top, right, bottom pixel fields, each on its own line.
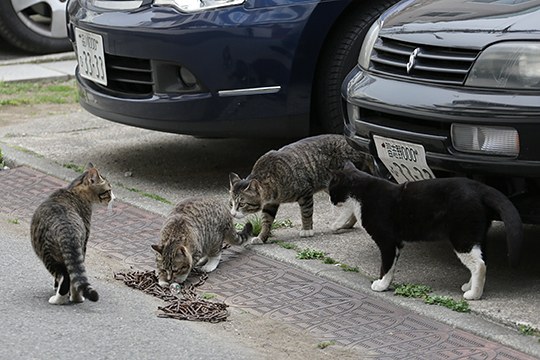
left=70, top=293, right=84, bottom=303
left=48, top=294, right=70, bottom=305
left=299, top=229, right=314, bottom=238
left=371, top=279, right=390, bottom=292
left=158, top=280, right=170, bottom=288
left=250, top=237, right=264, bottom=245
left=463, top=289, right=482, bottom=300
left=461, top=281, right=472, bottom=292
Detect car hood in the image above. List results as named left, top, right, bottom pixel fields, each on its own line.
left=380, top=0, right=540, bottom=48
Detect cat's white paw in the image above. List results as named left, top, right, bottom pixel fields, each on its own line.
left=463, top=289, right=482, bottom=300
left=299, top=229, right=314, bottom=237
left=250, top=237, right=264, bottom=245
left=461, top=281, right=472, bottom=292
left=371, top=279, right=390, bottom=292
left=158, top=280, right=170, bottom=288
left=49, top=294, right=70, bottom=305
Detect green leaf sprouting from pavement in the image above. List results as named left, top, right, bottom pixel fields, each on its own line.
left=394, top=283, right=470, bottom=313
left=128, top=187, right=172, bottom=204
left=63, top=163, right=85, bottom=173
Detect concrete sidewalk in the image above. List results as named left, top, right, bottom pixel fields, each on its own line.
left=0, top=52, right=77, bottom=82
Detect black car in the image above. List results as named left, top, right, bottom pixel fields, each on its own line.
left=343, top=0, right=540, bottom=223
left=66, top=0, right=400, bottom=138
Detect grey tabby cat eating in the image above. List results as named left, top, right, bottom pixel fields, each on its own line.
left=229, top=134, right=373, bottom=243
left=151, top=196, right=253, bottom=286
left=31, top=163, right=114, bottom=305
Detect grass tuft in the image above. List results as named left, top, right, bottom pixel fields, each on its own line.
left=394, top=283, right=470, bottom=313
left=296, top=248, right=326, bottom=260
left=317, top=341, right=335, bottom=349
left=0, top=80, right=78, bottom=105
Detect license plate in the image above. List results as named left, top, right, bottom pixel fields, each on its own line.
left=75, top=28, right=107, bottom=86
left=373, top=135, right=435, bottom=184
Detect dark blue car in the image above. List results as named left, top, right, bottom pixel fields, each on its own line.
left=66, top=0, right=399, bottom=138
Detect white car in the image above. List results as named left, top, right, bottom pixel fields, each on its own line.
left=0, top=0, right=71, bottom=54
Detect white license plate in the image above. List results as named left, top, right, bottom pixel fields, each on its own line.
left=373, top=135, right=435, bottom=184
left=75, top=28, right=107, bottom=86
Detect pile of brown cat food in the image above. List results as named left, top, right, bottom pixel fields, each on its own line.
left=114, top=270, right=229, bottom=323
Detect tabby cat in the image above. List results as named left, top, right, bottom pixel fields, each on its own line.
left=31, top=163, right=114, bottom=305
left=328, top=161, right=523, bottom=300
left=151, top=196, right=253, bottom=286
left=229, top=134, right=372, bottom=243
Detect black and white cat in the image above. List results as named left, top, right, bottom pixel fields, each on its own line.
left=328, top=161, right=523, bottom=300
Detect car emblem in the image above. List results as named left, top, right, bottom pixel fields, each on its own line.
left=406, top=48, right=421, bottom=74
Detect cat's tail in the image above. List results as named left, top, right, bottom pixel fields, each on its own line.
left=481, top=186, right=523, bottom=268
left=228, top=222, right=254, bottom=245
left=60, top=236, right=99, bottom=302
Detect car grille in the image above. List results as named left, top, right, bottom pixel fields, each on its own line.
left=369, top=36, right=480, bottom=85
left=102, top=54, right=153, bottom=96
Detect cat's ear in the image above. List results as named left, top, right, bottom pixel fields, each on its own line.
left=85, top=168, right=100, bottom=185
left=343, top=161, right=357, bottom=171
left=179, top=245, right=189, bottom=257
left=151, top=244, right=163, bottom=254
left=229, top=172, right=242, bottom=188
left=246, top=179, right=261, bottom=193
left=85, top=162, right=95, bottom=170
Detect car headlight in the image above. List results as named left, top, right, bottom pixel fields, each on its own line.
left=154, top=0, right=244, bottom=13
left=358, top=20, right=382, bottom=70
left=466, top=42, right=540, bottom=89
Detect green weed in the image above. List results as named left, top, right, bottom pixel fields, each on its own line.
left=394, top=283, right=432, bottom=298
left=296, top=248, right=326, bottom=260
left=338, top=264, right=359, bottom=272
left=239, top=216, right=293, bottom=237
left=317, top=341, right=335, bottom=349
left=424, top=295, right=470, bottom=313
left=63, top=163, right=85, bottom=173
left=0, top=147, right=4, bottom=168
left=119, top=184, right=172, bottom=205
left=517, top=324, right=540, bottom=339
left=8, top=218, right=19, bottom=224
left=275, top=240, right=299, bottom=251
left=394, top=283, right=470, bottom=313
left=323, top=257, right=337, bottom=265
left=200, top=293, right=217, bottom=300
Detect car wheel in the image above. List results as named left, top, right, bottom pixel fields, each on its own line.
left=313, top=1, right=400, bottom=134
left=0, top=0, right=71, bottom=54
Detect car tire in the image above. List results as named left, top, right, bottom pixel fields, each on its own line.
left=0, top=0, right=71, bottom=54
left=313, top=1, right=400, bottom=134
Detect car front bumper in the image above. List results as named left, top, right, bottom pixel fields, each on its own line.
left=66, top=0, right=331, bottom=137
left=342, top=66, right=540, bottom=178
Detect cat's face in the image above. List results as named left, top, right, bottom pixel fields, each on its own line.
left=151, top=244, right=193, bottom=286
left=229, top=173, right=262, bottom=219
left=72, top=163, right=114, bottom=205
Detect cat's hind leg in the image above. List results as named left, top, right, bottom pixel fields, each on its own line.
left=455, top=245, right=486, bottom=300
left=49, top=272, right=70, bottom=305
left=330, top=198, right=358, bottom=233
left=298, top=195, right=314, bottom=237
left=372, top=246, right=400, bottom=292
left=200, top=252, right=222, bottom=273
